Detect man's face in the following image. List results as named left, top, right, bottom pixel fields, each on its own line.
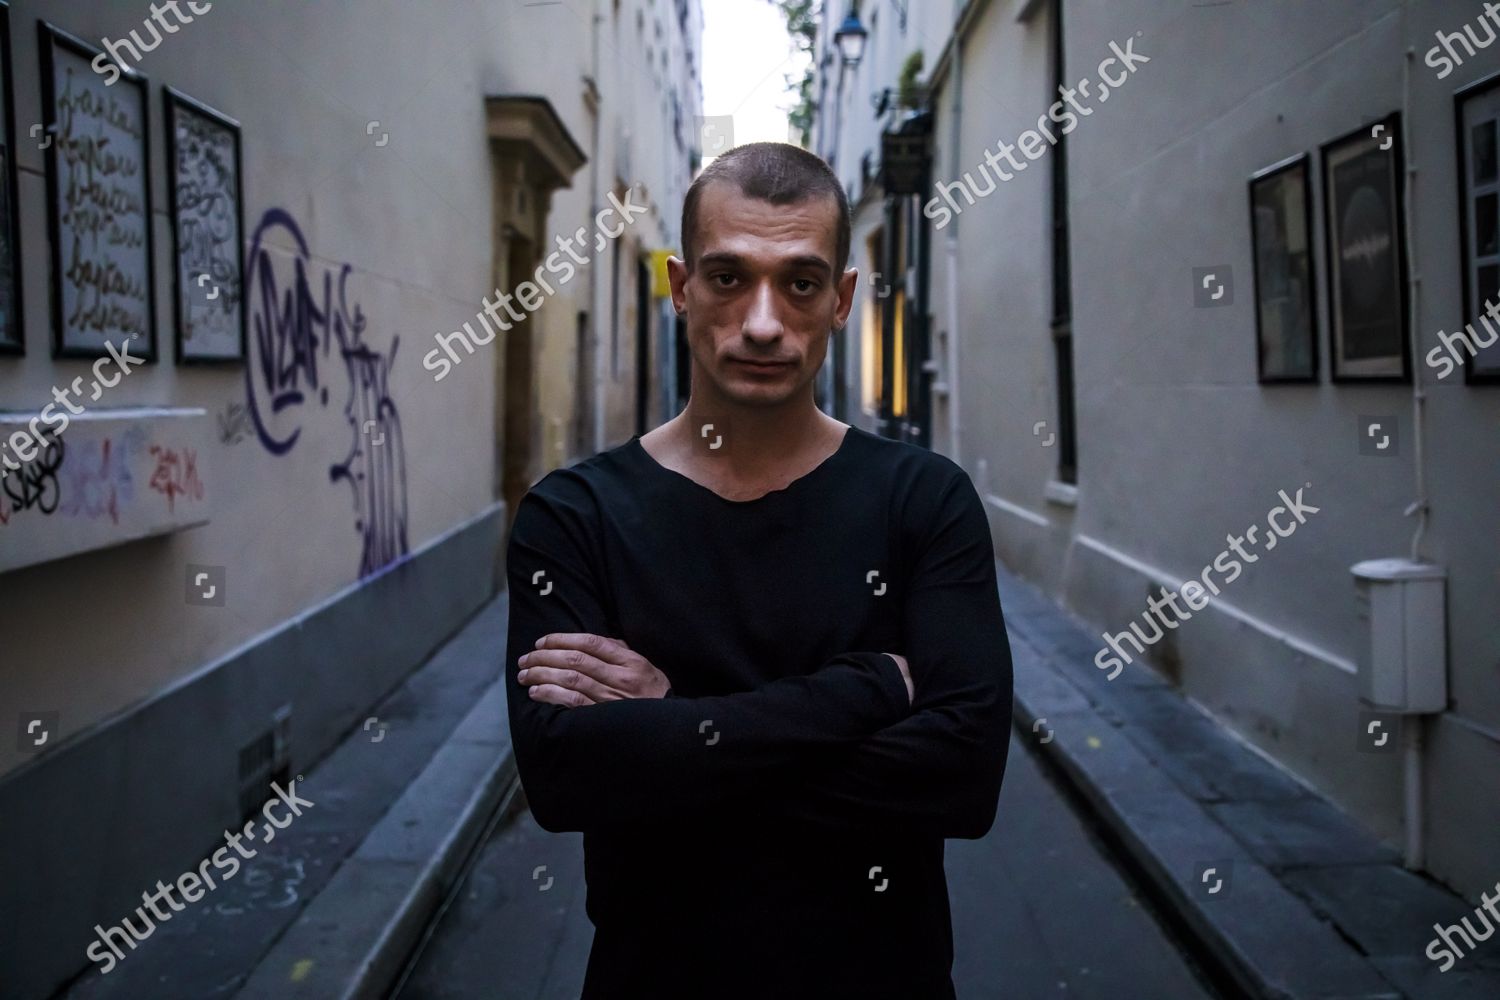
left=668, top=181, right=857, bottom=409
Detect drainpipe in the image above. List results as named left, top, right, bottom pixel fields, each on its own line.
left=943, top=1, right=964, bottom=466
left=1399, top=36, right=1429, bottom=872
left=591, top=1, right=606, bottom=454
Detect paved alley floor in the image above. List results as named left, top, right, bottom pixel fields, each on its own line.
left=395, top=730, right=1221, bottom=1000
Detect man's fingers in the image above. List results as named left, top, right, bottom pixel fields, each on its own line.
left=520, top=647, right=625, bottom=690
left=527, top=683, right=596, bottom=708
left=535, top=632, right=630, bottom=664
left=518, top=664, right=615, bottom=704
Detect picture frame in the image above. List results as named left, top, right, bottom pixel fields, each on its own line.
left=165, top=87, right=246, bottom=364
left=1249, top=153, right=1318, bottom=382
left=1320, top=113, right=1410, bottom=382
left=1455, top=70, right=1500, bottom=384
left=38, top=22, right=156, bottom=361
left=0, top=1, right=23, bottom=355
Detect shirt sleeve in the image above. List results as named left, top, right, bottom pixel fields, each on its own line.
left=771, top=467, right=1014, bottom=840
left=505, top=478, right=913, bottom=835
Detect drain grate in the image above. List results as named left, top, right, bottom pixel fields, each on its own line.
left=237, top=703, right=292, bottom=823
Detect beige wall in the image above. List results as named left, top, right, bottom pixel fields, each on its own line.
left=0, top=0, right=701, bottom=777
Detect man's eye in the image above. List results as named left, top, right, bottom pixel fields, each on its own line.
left=792, top=279, right=818, bottom=294
left=711, top=273, right=737, bottom=288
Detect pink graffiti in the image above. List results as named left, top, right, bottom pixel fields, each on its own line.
left=60, top=435, right=137, bottom=524
left=147, top=445, right=205, bottom=512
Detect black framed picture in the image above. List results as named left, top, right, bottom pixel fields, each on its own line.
left=1250, top=154, right=1317, bottom=382
left=1320, top=113, right=1409, bottom=381
left=0, top=1, right=22, bottom=355
left=165, top=88, right=246, bottom=363
left=38, top=22, right=156, bottom=361
left=1456, top=71, right=1500, bottom=383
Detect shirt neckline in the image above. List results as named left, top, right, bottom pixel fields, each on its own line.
left=628, top=424, right=858, bottom=507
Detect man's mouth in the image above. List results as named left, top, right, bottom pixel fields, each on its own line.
left=731, top=358, right=793, bottom=372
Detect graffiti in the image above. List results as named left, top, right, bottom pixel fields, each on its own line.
left=331, top=342, right=409, bottom=578
left=147, top=444, right=204, bottom=513
left=58, top=425, right=147, bottom=525
left=213, top=854, right=307, bottom=918
left=246, top=208, right=408, bottom=577
left=217, top=401, right=252, bottom=446
left=1, top=431, right=65, bottom=523
left=245, top=208, right=355, bottom=455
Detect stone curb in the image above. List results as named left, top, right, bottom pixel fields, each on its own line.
left=234, top=680, right=517, bottom=1000
left=1008, top=632, right=1398, bottom=999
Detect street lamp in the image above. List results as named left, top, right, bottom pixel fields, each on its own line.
left=834, top=9, right=868, bottom=68
left=827, top=8, right=866, bottom=171
left=821, top=6, right=867, bottom=418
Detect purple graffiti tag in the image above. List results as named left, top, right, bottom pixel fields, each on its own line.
left=244, top=208, right=408, bottom=577
left=331, top=337, right=409, bottom=577
left=245, top=208, right=354, bottom=454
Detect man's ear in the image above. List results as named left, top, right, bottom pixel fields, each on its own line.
left=667, top=255, right=689, bottom=315
left=833, top=266, right=859, bottom=329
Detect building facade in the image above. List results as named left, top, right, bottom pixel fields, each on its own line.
left=0, top=1, right=700, bottom=996
left=818, top=0, right=1499, bottom=903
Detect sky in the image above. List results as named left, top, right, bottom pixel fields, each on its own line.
left=699, top=0, right=809, bottom=157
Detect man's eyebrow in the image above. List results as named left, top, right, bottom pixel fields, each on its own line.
left=696, top=251, right=745, bottom=269
left=784, top=254, right=834, bottom=277
left=697, top=251, right=833, bottom=277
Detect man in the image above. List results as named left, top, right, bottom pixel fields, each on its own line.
left=506, top=142, right=1013, bottom=999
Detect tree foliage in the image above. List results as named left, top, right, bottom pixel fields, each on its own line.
left=767, top=0, right=820, bottom=146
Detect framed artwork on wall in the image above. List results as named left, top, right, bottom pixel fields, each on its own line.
left=0, top=1, right=23, bottom=355
left=1456, top=71, right=1500, bottom=383
left=1320, top=113, right=1409, bottom=382
left=39, top=22, right=156, bottom=360
left=165, top=87, right=246, bottom=363
left=1250, top=153, right=1318, bottom=382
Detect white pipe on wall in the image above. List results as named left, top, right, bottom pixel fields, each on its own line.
left=1399, top=31, right=1428, bottom=871
left=592, top=5, right=609, bottom=455
left=943, top=0, right=965, bottom=468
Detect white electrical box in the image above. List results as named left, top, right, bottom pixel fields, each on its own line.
left=1350, top=558, right=1447, bottom=714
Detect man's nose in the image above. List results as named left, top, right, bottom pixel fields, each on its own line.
left=741, top=281, right=783, bottom=344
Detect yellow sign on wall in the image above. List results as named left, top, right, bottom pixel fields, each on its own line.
left=650, top=249, right=676, bottom=298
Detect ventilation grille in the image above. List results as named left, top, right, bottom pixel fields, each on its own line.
left=237, top=704, right=292, bottom=823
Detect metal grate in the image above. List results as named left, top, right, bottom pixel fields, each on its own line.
left=237, top=704, right=291, bottom=823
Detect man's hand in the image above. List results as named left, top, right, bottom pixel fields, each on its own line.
left=518, top=633, right=671, bottom=707
left=887, top=653, right=914, bottom=706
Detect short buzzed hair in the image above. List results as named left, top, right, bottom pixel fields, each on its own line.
left=680, top=141, right=851, bottom=276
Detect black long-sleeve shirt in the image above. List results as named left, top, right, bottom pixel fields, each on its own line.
left=504, top=424, right=1013, bottom=999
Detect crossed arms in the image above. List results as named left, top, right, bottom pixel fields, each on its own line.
left=503, top=469, right=1013, bottom=840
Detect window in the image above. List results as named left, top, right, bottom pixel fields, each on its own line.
left=1458, top=74, right=1500, bottom=381
left=862, top=230, right=883, bottom=413
left=1049, top=0, right=1078, bottom=483
left=892, top=288, right=907, bottom=417
left=609, top=254, right=619, bottom=380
